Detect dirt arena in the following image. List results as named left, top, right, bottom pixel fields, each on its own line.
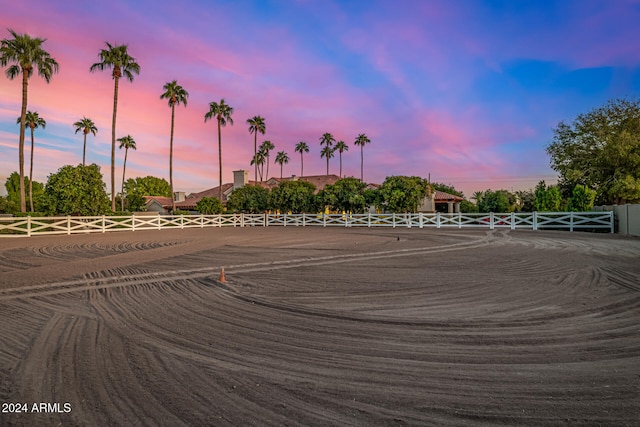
left=1, top=227, right=639, bottom=426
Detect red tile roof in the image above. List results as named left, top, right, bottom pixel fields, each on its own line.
left=433, top=190, right=464, bottom=202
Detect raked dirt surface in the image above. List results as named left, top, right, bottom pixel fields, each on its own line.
left=1, top=227, right=639, bottom=426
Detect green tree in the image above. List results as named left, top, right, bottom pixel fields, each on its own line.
left=568, top=184, right=597, bottom=212
left=195, top=196, right=224, bottom=214
left=515, top=189, right=535, bottom=212
left=226, top=185, right=270, bottom=213
left=477, top=189, right=515, bottom=213
left=294, top=141, right=309, bottom=177
left=124, top=193, right=146, bottom=212
left=44, top=164, right=110, bottom=215
left=160, top=80, right=189, bottom=212
left=247, top=116, right=266, bottom=183
left=90, top=42, right=140, bottom=211
left=321, top=177, right=367, bottom=213
left=534, top=181, right=563, bottom=212
left=117, top=135, right=136, bottom=211
left=547, top=98, right=640, bottom=204
left=275, top=151, right=290, bottom=178
left=269, top=180, right=317, bottom=213
left=17, top=111, right=46, bottom=212
left=1, top=29, right=58, bottom=213
left=73, top=117, right=98, bottom=166
left=259, top=140, right=275, bottom=181
left=4, top=172, right=45, bottom=214
left=204, top=99, right=234, bottom=200
left=378, top=176, right=428, bottom=213
left=334, top=140, right=349, bottom=177
left=354, top=133, right=371, bottom=182
left=124, top=176, right=171, bottom=197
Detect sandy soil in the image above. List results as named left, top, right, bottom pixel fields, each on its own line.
left=1, top=227, right=639, bottom=426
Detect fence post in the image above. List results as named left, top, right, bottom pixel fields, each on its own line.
left=458, top=212, right=462, bottom=229
left=284, top=214, right=287, bottom=227
left=392, top=213, right=396, bottom=228
left=368, top=212, right=372, bottom=227
left=132, top=214, right=136, bottom=231
left=510, top=212, right=515, bottom=230
left=610, top=211, right=614, bottom=233
left=27, top=215, right=31, bottom=237
left=323, top=213, right=326, bottom=227
left=436, top=212, right=440, bottom=229
left=180, top=215, right=184, bottom=229
left=532, top=212, right=537, bottom=231
left=67, top=216, right=71, bottom=235
left=201, top=214, right=204, bottom=228
left=569, top=211, right=574, bottom=232
left=490, top=212, right=494, bottom=230
left=265, top=213, right=268, bottom=227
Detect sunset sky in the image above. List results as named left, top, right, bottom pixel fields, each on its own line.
left=1, top=0, right=639, bottom=198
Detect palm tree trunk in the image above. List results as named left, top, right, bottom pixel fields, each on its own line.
left=121, top=148, right=128, bottom=211
left=300, top=153, right=303, bottom=177
left=29, top=127, right=34, bottom=212
left=19, top=71, right=28, bottom=213
left=170, top=105, right=175, bottom=213
left=254, top=133, right=257, bottom=183
left=218, top=120, right=222, bottom=201
left=280, top=163, right=283, bottom=178
left=82, top=132, right=87, bottom=166
left=111, top=76, right=120, bottom=212
left=326, top=157, right=329, bottom=176
left=265, top=155, right=270, bottom=181
left=339, top=153, right=342, bottom=177
left=360, top=146, right=364, bottom=182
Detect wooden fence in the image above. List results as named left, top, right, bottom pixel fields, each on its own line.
left=0, top=211, right=614, bottom=237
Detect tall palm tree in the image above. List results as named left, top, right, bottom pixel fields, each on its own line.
left=204, top=99, right=234, bottom=200
left=250, top=150, right=266, bottom=181
left=275, top=151, right=290, bottom=178
left=160, top=80, right=189, bottom=213
left=1, top=29, right=58, bottom=213
left=73, top=117, right=98, bottom=166
left=16, top=111, right=45, bottom=212
left=320, top=146, right=335, bottom=176
left=319, top=132, right=336, bottom=149
left=354, top=133, right=371, bottom=182
left=334, top=140, right=349, bottom=177
left=259, top=140, right=275, bottom=181
left=117, top=135, right=136, bottom=211
left=294, top=141, right=309, bottom=177
left=90, top=42, right=140, bottom=211
left=247, top=116, right=266, bottom=183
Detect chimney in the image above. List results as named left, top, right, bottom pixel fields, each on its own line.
left=233, top=170, right=249, bottom=189
left=173, top=192, right=185, bottom=202
left=291, top=175, right=298, bottom=181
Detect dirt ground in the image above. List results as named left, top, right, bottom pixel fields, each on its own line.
left=0, top=227, right=639, bottom=426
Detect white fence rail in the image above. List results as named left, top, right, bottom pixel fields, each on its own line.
left=0, top=212, right=614, bottom=237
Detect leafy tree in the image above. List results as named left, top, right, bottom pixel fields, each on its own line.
left=460, top=200, right=478, bottom=213
left=378, top=176, right=428, bottom=213
left=204, top=99, right=234, bottom=200
left=568, top=184, right=597, bottom=211
left=269, top=180, right=317, bottom=213
left=321, top=178, right=367, bottom=213
left=259, top=140, right=275, bottom=181
left=334, top=140, right=349, bottom=177
left=117, top=135, right=136, bottom=211
left=431, top=182, right=464, bottom=198
left=4, top=172, right=45, bottom=214
left=124, top=176, right=171, bottom=197
left=1, top=29, right=59, bottom=212
left=354, top=133, right=371, bottom=182
left=44, top=164, right=110, bottom=215
left=477, top=189, right=515, bottom=213
left=196, top=196, right=224, bottom=214
left=90, top=42, right=140, bottom=211
left=534, top=181, right=563, bottom=212
left=17, top=111, right=46, bottom=212
left=73, top=117, right=98, bottom=166
left=275, top=151, right=289, bottom=178
left=160, top=80, right=189, bottom=212
left=295, top=141, right=309, bottom=177
left=247, top=116, right=266, bottom=183
left=515, top=189, right=535, bottom=212
left=124, top=193, right=146, bottom=212
left=226, top=185, right=269, bottom=213
left=546, top=98, right=640, bottom=204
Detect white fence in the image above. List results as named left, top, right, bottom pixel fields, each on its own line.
left=594, top=204, right=640, bottom=237
left=0, top=212, right=614, bottom=237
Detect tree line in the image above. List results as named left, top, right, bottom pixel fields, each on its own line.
left=1, top=30, right=372, bottom=214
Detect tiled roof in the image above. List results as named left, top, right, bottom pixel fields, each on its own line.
left=433, top=190, right=464, bottom=202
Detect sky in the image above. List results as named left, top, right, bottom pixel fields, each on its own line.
left=1, top=0, right=640, bottom=198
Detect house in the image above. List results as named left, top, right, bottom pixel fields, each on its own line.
left=418, top=187, right=464, bottom=213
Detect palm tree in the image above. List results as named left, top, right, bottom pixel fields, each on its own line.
left=204, top=99, right=234, bottom=200
left=160, top=80, right=189, bottom=213
left=294, top=141, right=309, bottom=177
left=354, top=133, right=371, bottom=182
left=117, top=135, right=136, bottom=211
left=73, top=117, right=98, bottom=166
left=319, top=132, right=336, bottom=149
left=250, top=150, right=266, bottom=181
left=90, top=42, right=140, bottom=211
left=16, top=111, right=45, bottom=212
left=320, top=146, right=335, bottom=176
left=334, top=140, right=349, bottom=177
left=259, top=140, right=275, bottom=181
left=275, top=151, right=289, bottom=178
left=247, top=116, right=266, bottom=183
left=1, top=29, right=58, bottom=212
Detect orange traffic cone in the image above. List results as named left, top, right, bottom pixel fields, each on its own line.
left=219, top=267, right=227, bottom=283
